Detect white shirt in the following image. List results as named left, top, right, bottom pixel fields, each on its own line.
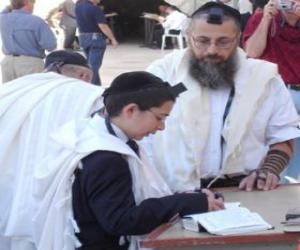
left=162, top=10, right=187, bottom=31
left=145, top=49, right=300, bottom=191
left=202, top=87, right=230, bottom=178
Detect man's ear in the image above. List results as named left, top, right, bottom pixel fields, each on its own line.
left=121, top=103, right=140, bottom=118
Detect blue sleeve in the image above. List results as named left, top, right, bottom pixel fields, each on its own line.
left=93, top=6, right=107, bottom=24
left=36, top=19, right=57, bottom=51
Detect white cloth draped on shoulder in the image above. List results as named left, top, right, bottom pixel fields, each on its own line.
left=0, top=73, right=103, bottom=249
left=146, top=48, right=300, bottom=191
left=32, top=115, right=172, bottom=250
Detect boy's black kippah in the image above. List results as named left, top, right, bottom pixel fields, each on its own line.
left=102, top=71, right=187, bottom=100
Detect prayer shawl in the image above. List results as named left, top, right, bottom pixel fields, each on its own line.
left=32, top=115, right=172, bottom=250
left=147, top=48, right=280, bottom=191
left=0, top=73, right=103, bottom=248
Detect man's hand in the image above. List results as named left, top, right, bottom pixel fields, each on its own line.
left=263, top=0, right=278, bottom=20
left=239, top=170, right=279, bottom=191
left=293, top=0, right=300, bottom=17
left=111, top=39, right=119, bottom=48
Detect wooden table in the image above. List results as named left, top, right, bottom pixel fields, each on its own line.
left=141, top=184, right=300, bottom=250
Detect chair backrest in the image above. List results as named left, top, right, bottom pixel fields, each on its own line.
left=164, top=29, right=182, bottom=36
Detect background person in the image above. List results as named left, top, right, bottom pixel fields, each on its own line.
left=243, top=0, right=300, bottom=92
left=0, top=0, right=56, bottom=83
left=0, top=50, right=103, bottom=250
left=144, top=2, right=300, bottom=192
left=47, top=0, right=78, bottom=49
left=153, top=5, right=188, bottom=48
left=59, top=0, right=78, bottom=49
left=75, top=0, right=118, bottom=85
left=243, top=0, right=300, bottom=180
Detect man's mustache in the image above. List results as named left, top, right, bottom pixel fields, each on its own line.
left=202, top=55, right=223, bottom=62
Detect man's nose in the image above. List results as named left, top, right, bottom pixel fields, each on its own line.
left=206, top=42, right=218, bottom=54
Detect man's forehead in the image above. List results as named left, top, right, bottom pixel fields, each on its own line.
left=191, top=18, right=238, bottom=37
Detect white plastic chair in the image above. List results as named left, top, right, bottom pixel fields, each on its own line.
left=161, top=30, right=185, bottom=50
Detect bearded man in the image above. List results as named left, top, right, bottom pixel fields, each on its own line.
left=144, top=2, right=300, bottom=192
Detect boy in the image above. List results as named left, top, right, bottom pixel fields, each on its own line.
left=33, top=71, right=224, bottom=250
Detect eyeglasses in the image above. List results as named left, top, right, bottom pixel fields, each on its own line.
left=147, top=109, right=167, bottom=122
left=191, top=36, right=236, bottom=50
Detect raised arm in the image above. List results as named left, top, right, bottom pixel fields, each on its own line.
left=244, top=0, right=278, bottom=57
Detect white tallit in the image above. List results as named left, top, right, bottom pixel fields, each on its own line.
left=147, top=48, right=280, bottom=191
left=0, top=73, right=103, bottom=249
left=32, top=115, right=172, bottom=250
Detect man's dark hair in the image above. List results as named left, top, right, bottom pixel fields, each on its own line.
left=252, top=0, right=268, bottom=10
left=103, top=71, right=186, bottom=117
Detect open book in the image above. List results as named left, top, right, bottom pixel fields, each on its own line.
left=182, top=204, right=272, bottom=235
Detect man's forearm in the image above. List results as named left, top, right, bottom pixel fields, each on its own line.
left=98, top=23, right=117, bottom=42
left=260, top=140, right=295, bottom=177
left=270, top=140, right=295, bottom=156
left=244, top=17, right=271, bottom=58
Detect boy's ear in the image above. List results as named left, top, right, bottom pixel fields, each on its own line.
left=122, top=103, right=140, bottom=118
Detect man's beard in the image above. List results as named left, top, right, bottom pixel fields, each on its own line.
left=189, top=51, right=237, bottom=89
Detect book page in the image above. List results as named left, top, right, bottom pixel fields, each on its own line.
left=186, top=207, right=272, bottom=235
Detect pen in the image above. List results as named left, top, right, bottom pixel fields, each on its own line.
left=194, top=188, right=225, bottom=201
left=214, top=192, right=225, bottom=201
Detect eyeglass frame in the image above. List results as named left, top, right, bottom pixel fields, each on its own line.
left=191, top=35, right=238, bottom=50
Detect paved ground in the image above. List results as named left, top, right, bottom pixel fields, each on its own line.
left=100, top=41, right=170, bottom=86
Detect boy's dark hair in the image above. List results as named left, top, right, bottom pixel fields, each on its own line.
left=102, top=71, right=186, bottom=117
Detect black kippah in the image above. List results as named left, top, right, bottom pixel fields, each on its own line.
left=191, top=2, right=241, bottom=25
left=44, top=50, right=89, bottom=69
left=102, top=71, right=187, bottom=101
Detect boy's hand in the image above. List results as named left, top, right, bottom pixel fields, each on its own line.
left=202, top=189, right=225, bottom=211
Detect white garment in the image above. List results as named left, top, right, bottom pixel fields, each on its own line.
left=0, top=73, right=103, bottom=249
left=145, top=48, right=300, bottom=192
left=238, top=0, right=253, bottom=14
left=165, top=0, right=208, bottom=15
left=162, top=10, right=187, bottom=31
left=32, top=115, right=171, bottom=250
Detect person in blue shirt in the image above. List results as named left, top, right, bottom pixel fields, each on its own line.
left=0, top=0, right=57, bottom=83
left=75, top=0, right=118, bottom=85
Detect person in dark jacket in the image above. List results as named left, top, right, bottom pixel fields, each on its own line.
left=72, top=71, right=224, bottom=250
